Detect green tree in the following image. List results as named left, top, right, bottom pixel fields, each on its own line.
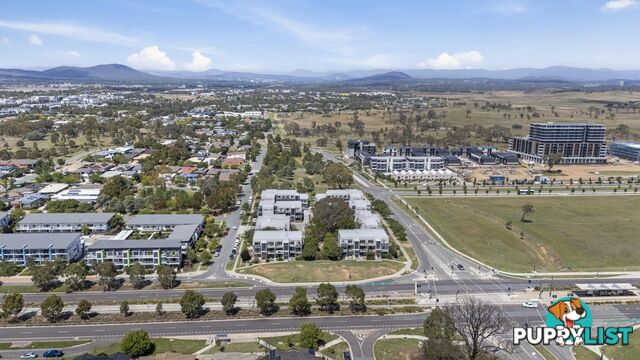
left=155, top=302, right=164, bottom=316
left=120, top=330, right=153, bottom=357
left=316, top=283, right=339, bottom=312
left=127, top=262, right=146, bottom=289
left=180, top=290, right=205, bottom=318
left=345, top=285, right=366, bottom=312
left=240, top=248, right=251, bottom=262
left=520, top=203, right=535, bottom=222
left=321, top=233, right=342, bottom=260
left=64, top=261, right=88, bottom=292
left=543, top=152, right=563, bottom=172
left=199, top=251, right=212, bottom=265
left=120, top=300, right=130, bottom=317
left=157, top=265, right=177, bottom=289
left=2, top=292, right=24, bottom=320
left=81, top=224, right=90, bottom=236
left=75, top=299, right=92, bottom=320
left=41, top=294, right=64, bottom=322
left=31, top=261, right=58, bottom=292
left=322, top=162, right=353, bottom=189
left=299, top=323, right=323, bottom=350
left=288, top=287, right=311, bottom=316
left=187, top=248, right=198, bottom=265
left=255, top=288, right=278, bottom=316
left=101, top=175, right=131, bottom=200
left=221, top=291, right=238, bottom=315
left=421, top=307, right=463, bottom=359
left=95, top=261, right=118, bottom=291
left=306, top=197, right=356, bottom=243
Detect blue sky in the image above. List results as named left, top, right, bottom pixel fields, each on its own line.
left=0, top=0, right=639, bottom=72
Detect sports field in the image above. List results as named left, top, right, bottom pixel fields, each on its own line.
left=404, top=196, right=640, bottom=272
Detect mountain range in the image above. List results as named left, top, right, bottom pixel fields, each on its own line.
left=1, top=64, right=640, bottom=84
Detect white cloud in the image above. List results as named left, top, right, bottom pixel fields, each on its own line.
left=603, top=0, right=637, bottom=10
left=127, top=46, right=176, bottom=70
left=184, top=51, right=212, bottom=71
left=0, top=19, right=138, bottom=46
left=491, top=1, right=529, bottom=14
left=418, top=51, right=484, bottom=70
left=29, top=34, right=42, bottom=46
left=0, top=36, right=9, bottom=45
left=65, top=50, right=81, bottom=57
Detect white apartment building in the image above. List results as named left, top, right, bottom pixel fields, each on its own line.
left=0, top=233, right=83, bottom=266
left=258, top=190, right=309, bottom=222
left=368, top=155, right=445, bottom=173
left=338, top=229, right=389, bottom=258
left=315, top=189, right=371, bottom=211
left=16, top=213, right=116, bottom=233
left=84, top=239, right=182, bottom=269
left=252, top=230, right=303, bottom=260
left=255, top=214, right=291, bottom=231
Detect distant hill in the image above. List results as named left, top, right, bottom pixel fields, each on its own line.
left=2, top=63, right=640, bottom=84
left=0, top=64, right=168, bottom=83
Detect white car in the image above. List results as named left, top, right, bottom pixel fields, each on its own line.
left=522, top=301, right=538, bottom=309
left=232, top=225, right=237, bottom=230
left=20, top=353, right=38, bottom=359
left=213, top=251, right=220, bottom=257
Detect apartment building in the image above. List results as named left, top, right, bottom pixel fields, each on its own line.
left=609, top=141, right=640, bottom=162
left=258, top=190, right=309, bottom=222
left=355, top=210, right=382, bottom=229
left=367, top=155, right=445, bottom=173
left=0, top=233, right=83, bottom=266
left=347, top=140, right=377, bottom=158
left=252, top=230, right=303, bottom=260
left=509, top=123, right=607, bottom=164
left=85, top=239, right=182, bottom=269
left=16, top=213, right=116, bottom=233
left=255, top=214, right=291, bottom=231
left=125, top=214, right=204, bottom=233
left=338, top=229, right=389, bottom=258
left=315, top=189, right=371, bottom=211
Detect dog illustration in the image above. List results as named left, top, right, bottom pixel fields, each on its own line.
left=547, top=298, right=587, bottom=346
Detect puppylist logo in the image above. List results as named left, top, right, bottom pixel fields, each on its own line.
left=513, top=296, right=633, bottom=347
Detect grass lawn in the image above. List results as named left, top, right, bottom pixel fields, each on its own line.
left=260, top=332, right=338, bottom=351
left=404, top=196, right=640, bottom=272
left=596, top=170, right=640, bottom=176
left=320, top=341, right=350, bottom=360
left=0, top=340, right=91, bottom=350
left=601, top=329, right=640, bottom=359
left=203, top=341, right=264, bottom=354
left=533, top=344, right=557, bottom=360
left=94, top=338, right=206, bottom=356
left=374, top=338, right=422, bottom=360
left=573, top=346, right=601, bottom=360
left=237, top=260, right=405, bottom=283
left=388, top=328, right=425, bottom=336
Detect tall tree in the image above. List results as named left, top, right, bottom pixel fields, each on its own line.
left=299, top=323, right=323, bottom=350
left=41, top=294, right=64, bottom=322
left=179, top=290, right=205, bottom=319
left=127, top=262, right=146, bottom=289
left=316, top=283, right=339, bottom=313
left=95, top=261, right=118, bottom=291
left=31, top=261, right=58, bottom=292
left=447, top=298, right=511, bottom=360
left=120, top=330, right=153, bottom=357
left=75, top=299, right=92, bottom=320
left=421, top=307, right=464, bottom=359
left=288, top=287, right=311, bottom=316
left=64, top=262, right=88, bottom=292
left=543, top=152, right=563, bottom=172
left=2, top=292, right=24, bottom=321
left=221, top=292, right=238, bottom=315
left=255, top=288, right=278, bottom=316
left=520, top=204, right=535, bottom=222
left=157, top=265, right=177, bottom=289
left=345, top=285, right=366, bottom=312
left=323, top=162, right=353, bottom=189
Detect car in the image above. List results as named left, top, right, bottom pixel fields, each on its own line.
left=232, top=225, right=237, bottom=230
left=240, top=210, right=245, bottom=215
left=43, top=350, right=64, bottom=358
left=223, top=231, right=229, bottom=236
left=20, top=353, right=38, bottom=359
left=213, top=251, right=220, bottom=257
left=216, top=244, right=223, bottom=250
left=457, top=264, right=465, bottom=270
left=229, top=253, right=235, bottom=260
left=522, top=301, right=538, bottom=309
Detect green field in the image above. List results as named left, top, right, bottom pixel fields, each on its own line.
left=373, top=338, right=422, bottom=360
left=0, top=340, right=91, bottom=350
left=602, top=329, right=640, bottom=359
left=203, top=341, right=264, bottom=354
left=237, top=260, right=405, bottom=283
left=260, top=332, right=338, bottom=351
left=320, top=341, right=350, bottom=360
left=94, top=338, right=206, bottom=356
left=404, top=196, right=640, bottom=272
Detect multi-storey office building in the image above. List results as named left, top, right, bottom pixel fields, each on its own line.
left=84, top=239, right=182, bottom=269
left=16, top=213, right=116, bottom=233
left=252, top=230, right=303, bottom=260
left=508, top=123, right=607, bottom=164
left=609, top=141, right=640, bottom=162
left=338, top=229, right=389, bottom=258
left=0, top=233, right=83, bottom=266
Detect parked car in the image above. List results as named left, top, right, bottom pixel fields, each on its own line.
left=43, top=350, right=64, bottom=358
left=522, top=301, right=538, bottom=309
left=223, top=231, right=229, bottom=236
left=20, top=353, right=38, bottom=359
left=457, top=264, right=465, bottom=270
left=228, top=253, right=235, bottom=260
left=213, top=251, right=220, bottom=257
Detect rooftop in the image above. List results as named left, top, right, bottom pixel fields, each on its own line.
left=338, top=228, right=389, bottom=239
left=19, top=212, right=116, bottom=225
left=0, top=233, right=81, bottom=250
left=126, top=214, right=204, bottom=226
left=88, top=239, right=182, bottom=250
left=253, top=230, right=303, bottom=242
